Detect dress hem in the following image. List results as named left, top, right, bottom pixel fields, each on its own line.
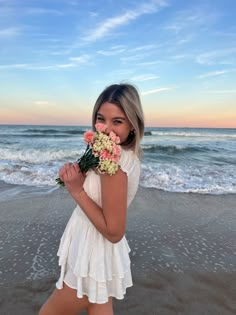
left=56, top=280, right=133, bottom=304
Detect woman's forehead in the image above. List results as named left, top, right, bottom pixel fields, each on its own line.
left=98, top=102, right=125, bottom=116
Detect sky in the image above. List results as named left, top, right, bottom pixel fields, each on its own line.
left=0, top=0, right=236, bottom=128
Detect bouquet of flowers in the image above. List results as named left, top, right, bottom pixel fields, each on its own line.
left=55, top=123, right=121, bottom=186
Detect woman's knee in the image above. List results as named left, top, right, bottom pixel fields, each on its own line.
left=38, top=284, right=89, bottom=315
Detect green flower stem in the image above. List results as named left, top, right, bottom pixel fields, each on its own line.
left=55, top=145, right=100, bottom=187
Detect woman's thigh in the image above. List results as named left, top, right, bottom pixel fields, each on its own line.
left=38, top=283, right=89, bottom=315
left=87, top=297, right=113, bottom=315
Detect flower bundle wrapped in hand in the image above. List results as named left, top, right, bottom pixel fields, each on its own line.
left=55, top=123, right=121, bottom=186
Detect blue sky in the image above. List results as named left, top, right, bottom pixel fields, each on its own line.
left=0, top=0, right=236, bottom=127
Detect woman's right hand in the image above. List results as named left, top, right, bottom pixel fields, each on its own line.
left=59, top=163, right=85, bottom=195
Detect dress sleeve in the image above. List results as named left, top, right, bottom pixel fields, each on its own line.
left=118, top=149, right=141, bottom=205
left=118, top=149, right=140, bottom=177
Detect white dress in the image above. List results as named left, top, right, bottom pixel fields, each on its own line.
left=56, top=149, right=141, bottom=304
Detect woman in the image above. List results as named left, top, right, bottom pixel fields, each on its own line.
left=39, top=83, right=145, bottom=315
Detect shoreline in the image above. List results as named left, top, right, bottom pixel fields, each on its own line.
left=0, top=180, right=236, bottom=202
left=1, top=185, right=236, bottom=314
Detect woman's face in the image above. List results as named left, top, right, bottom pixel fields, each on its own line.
left=96, top=102, right=133, bottom=144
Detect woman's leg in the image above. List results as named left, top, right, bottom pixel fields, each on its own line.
left=38, top=283, right=89, bottom=315
left=87, top=297, right=113, bottom=315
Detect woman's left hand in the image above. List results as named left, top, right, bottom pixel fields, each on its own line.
left=59, top=162, right=85, bottom=195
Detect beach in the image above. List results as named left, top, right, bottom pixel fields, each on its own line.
left=1, top=185, right=236, bottom=315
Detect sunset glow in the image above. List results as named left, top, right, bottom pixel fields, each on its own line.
left=0, top=0, right=236, bottom=128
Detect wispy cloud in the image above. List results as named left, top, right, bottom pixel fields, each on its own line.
left=131, top=74, right=159, bottom=81
left=24, top=7, right=63, bottom=15
left=141, top=87, right=174, bottom=96
left=97, top=47, right=126, bottom=56
left=83, top=0, right=168, bottom=42
left=0, top=27, right=21, bottom=38
left=137, top=60, right=162, bottom=66
left=170, top=54, right=192, bottom=61
left=164, top=7, right=219, bottom=34
left=196, top=48, right=236, bottom=65
left=176, top=36, right=193, bottom=45
left=206, top=89, right=236, bottom=94
left=56, top=63, right=75, bottom=68
left=0, top=55, right=90, bottom=70
left=34, top=101, right=49, bottom=106
left=0, top=64, right=27, bottom=69
left=131, top=44, right=156, bottom=52
left=0, top=5, right=63, bottom=17
left=70, top=55, right=90, bottom=63
left=120, top=51, right=154, bottom=62
left=197, top=69, right=236, bottom=79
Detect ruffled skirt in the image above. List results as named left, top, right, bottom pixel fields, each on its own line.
left=56, top=206, right=133, bottom=304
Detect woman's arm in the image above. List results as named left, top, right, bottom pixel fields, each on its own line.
left=59, top=163, right=128, bottom=243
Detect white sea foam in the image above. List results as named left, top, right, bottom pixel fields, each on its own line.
left=140, top=163, right=236, bottom=194
left=0, top=148, right=85, bottom=164
left=150, top=130, right=236, bottom=139
left=0, top=125, right=235, bottom=194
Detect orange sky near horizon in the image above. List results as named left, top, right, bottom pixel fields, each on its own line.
left=1, top=105, right=235, bottom=128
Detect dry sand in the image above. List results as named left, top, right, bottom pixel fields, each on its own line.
left=0, top=185, right=236, bottom=315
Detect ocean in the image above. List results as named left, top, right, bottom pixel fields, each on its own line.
left=0, top=124, right=235, bottom=196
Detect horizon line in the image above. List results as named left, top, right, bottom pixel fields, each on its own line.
left=0, top=123, right=235, bottom=129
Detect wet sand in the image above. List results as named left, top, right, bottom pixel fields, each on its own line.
left=0, top=185, right=236, bottom=314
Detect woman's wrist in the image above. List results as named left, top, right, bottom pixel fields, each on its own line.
left=71, top=188, right=85, bottom=201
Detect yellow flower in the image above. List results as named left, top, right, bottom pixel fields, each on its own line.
left=99, top=159, right=119, bottom=175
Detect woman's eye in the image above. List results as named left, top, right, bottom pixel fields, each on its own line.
left=114, top=120, right=122, bottom=125
left=96, top=117, right=104, bottom=121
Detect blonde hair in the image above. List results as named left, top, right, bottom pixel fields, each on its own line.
left=92, top=83, right=145, bottom=157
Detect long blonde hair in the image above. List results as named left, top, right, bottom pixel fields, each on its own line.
left=92, top=83, right=145, bottom=157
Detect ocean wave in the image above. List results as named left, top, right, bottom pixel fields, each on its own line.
left=142, top=144, right=210, bottom=154
left=140, top=163, right=236, bottom=194
left=7, top=134, right=80, bottom=138
left=144, top=131, right=152, bottom=136
left=0, top=161, right=235, bottom=194
left=146, top=130, right=236, bottom=139
left=0, top=148, right=85, bottom=164
left=23, top=128, right=85, bottom=135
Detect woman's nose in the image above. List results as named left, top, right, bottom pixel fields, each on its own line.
left=105, top=124, right=112, bottom=134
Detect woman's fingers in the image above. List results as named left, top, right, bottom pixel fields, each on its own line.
left=59, top=163, right=81, bottom=181
left=59, top=163, right=72, bottom=179
left=73, top=162, right=80, bottom=173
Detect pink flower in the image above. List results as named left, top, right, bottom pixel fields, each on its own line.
left=100, top=149, right=112, bottom=160
left=112, top=144, right=121, bottom=156
left=109, top=131, right=120, bottom=144
left=112, top=155, right=119, bottom=163
left=95, top=123, right=107, bottom=133
left=84, top=130, right=95, bottom=144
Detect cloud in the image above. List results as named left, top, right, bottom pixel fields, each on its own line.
left=0, top=55, right=90, bottom=71
left=97, top=47, right=126, bottom=56
left=0, top=64, right=27, bottom=69
left=69, top=55, right=90, bottom=63
left=34, top=101, right=49, bottom=106
left=196, top=48, right=236, bottom=65
left=120, top=54, right=148, bottom=62
left=141, top=87, right=174, bottom=95
left=56, top=63, right=75, bottom=68
left=24, top=8, right=63, bottom=15
left=137, top=60, right=162, bottom=66
left=164, top=7, right=219, bottom=34
left=131, top=44, right=156, bottom=52
left=0, top=5, right=63, bottom=17
left=83, top=0, right=168, bottom=42
left=206, top=90, right=236, bottom=94
left=131, top=74, right=160, bottom=81
left=197, top=69, right=236, bottom=79
left=0, top=27, right=21, bottom=38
